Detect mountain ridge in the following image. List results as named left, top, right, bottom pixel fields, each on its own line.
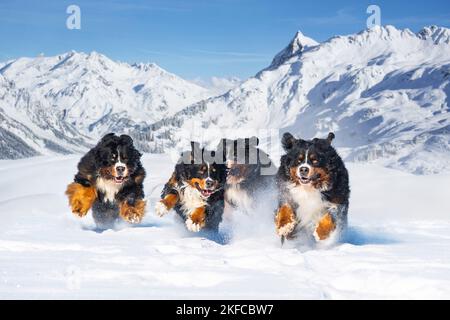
left=1, top=25, right=449, bottom=174
left=0, top=51, right=213, bottom=156
left=139, top=25, right=450, bottom=174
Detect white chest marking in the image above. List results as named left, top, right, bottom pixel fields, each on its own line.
left=179, top=184, right=207, bottom=217
left=226, top=185, right=253, bottom=213
left=96, top=177, right=123, bottom=203
left=287, top=182, right=329, bottom=229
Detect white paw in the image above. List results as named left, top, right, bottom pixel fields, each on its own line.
left=185, top=218, right=203, bottom=233
left=155, top=201, right=169, bottom=217
left=128, top=216, right=140, bottom=224
left=276, top=221, right=296, bottom=237
left=123, top=212, right=142, bottom=224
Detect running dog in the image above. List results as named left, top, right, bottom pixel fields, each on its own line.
left=65, top=133, right=146, bottom=228
left=155, top=142, right=227, bottom=232
left=218, top=137, right=276, bottom=214
left=275, top=132, right=350, bottom=243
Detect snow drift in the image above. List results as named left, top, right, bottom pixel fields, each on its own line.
left=1, top=154, right=450, bottom=299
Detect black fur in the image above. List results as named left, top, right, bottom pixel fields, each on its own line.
left=74, top=133, right=146, bottom=228
left=277, top=132, right=350, bottom=239
left=161, top=142, right=227, bottom=231
left=218, top=137, right=277, bottom=210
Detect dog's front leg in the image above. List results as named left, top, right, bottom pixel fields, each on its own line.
left=155, top=193, right=179, bottom=217
left=119, top=197, right=146, bottom=224
left=275, top=204, right=297, bottom=238
left=314, top=212, right=336, bottom=241
left=116, top=185, right=146, bottom=224
left=314, top=204, right=345, bottom=241
left=65, top=182, right=97, bottom=217
left=185, top=206, right=206, bottom=232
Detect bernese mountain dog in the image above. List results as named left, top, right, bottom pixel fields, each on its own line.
left=218, top=137, right=277, bottom=214
left=155, top=142, right=227, bottom=232
left=275, top=132, right=350, bottom=244
left=65, top=133, right=146, bottom=228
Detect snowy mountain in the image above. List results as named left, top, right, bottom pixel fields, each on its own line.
left=142, top=25, right=450, bottom=174
left=0, top=51, right=211, bottom=157
left=1, top=26, right=449, bottom=174
left=0, top=73, right=92, bottom=158
left=270, top=31, right=318, bottom=68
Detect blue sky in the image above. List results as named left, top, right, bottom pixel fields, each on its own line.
left=0, top=0, right=449, bottom=80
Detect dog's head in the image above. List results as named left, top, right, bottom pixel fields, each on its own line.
left=177, top=142, right=227, bottom=199
left=218, top=137, right=274, bottom=185
left=219, top=137, right=260, bottom=185
left=95, top=133, right=142, bottom=185
left=281, top=132, right=335, bottom=190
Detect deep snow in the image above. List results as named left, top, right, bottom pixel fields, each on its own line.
left=0, top=154, right=450, bottom=299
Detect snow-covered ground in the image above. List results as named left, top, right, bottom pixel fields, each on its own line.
left=0, top=154, right=449, bottom=299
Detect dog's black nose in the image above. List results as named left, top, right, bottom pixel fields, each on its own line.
left=299, top=166, right=309, bottom=176
left=116, top=166, right=126, bottom=175
left=205, top=179, right=214, bottom=189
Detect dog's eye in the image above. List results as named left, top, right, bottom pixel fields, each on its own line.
left=212, top=168, right=216, bottom=172
left=312, top=160, right=319, bottom=165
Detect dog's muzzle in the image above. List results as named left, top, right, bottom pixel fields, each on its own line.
left=298, top=165, right=311, bottom=184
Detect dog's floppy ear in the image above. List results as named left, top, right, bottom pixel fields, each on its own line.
left=99, top=133, right=116, bottom=144
left=327, top=132, right=335, bottom=144
left=281, top=132, right=296, bottom=151
left=119, top=134, right=142, bottom=157
left=120, top=134, right=133, bottom=146
left=313, top=132, right=335, bottom=149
